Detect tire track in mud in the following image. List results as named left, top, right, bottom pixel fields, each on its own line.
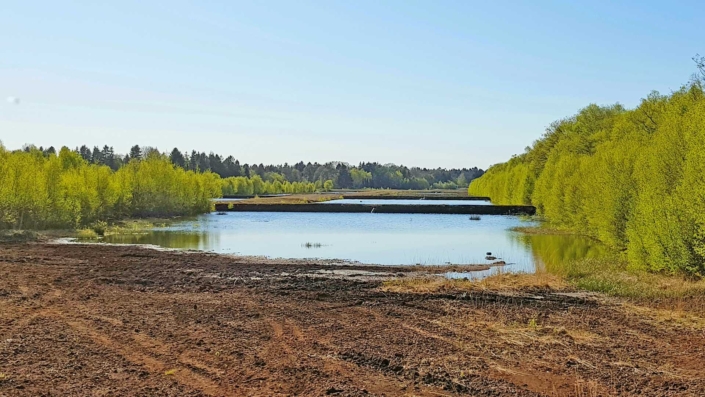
left=303, top=303, right=540, bottom=396
left=255, top=304, right=455, bottom=396
left=337, top=299, right=584, bottom=396
left=60, top=315, right=226, bottom=396
left=404, top=315, right=592, bottom=396
left=4, top=286, right=230, bottom=396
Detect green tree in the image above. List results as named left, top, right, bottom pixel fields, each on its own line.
left=129, top=145, right=142, bottom=160
left=469, top=64, right=705, bottom=275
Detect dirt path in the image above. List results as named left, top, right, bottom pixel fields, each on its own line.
left=1, top=243, right=704, bottom=396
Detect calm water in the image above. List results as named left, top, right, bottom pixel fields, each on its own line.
left=101, top=212, right=608, bottom=278
left=321, top=199, right=492, bottom=205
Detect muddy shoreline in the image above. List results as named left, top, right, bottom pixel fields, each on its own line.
left=1, top=242, right=704, bottom=396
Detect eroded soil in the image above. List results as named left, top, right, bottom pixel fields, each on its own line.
left=1, top=242, right=704, bottom=396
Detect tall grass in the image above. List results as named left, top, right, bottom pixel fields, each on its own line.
left=554, top=258, right=705, bottom=300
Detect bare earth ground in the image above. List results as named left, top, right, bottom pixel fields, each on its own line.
left=1, top=243, right=704, bottom=396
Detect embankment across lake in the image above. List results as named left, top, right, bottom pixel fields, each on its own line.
left=219, top=194, right=491, bottom=201
left=214, top=203, right=535, bottom=215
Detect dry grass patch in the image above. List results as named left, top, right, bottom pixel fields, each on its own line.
left=399, top=263, right=508, bottom=274
left=558, top=328, right=605, bottom=345
left=236, top=194, right=340, bottom=204
left=620, top=302, right=705, bottom=330
left=573, top=378, right=601, bottom=397
left=481, top=319, right=605, bottom=348
left=383, top=272, right=570, bottom=294
left=342, top=189, right=464, bottom=198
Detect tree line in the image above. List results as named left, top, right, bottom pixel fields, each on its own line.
left=469, top=56, right=705, bottom=275
left=59, top=144, right=483, bottom=190
left=0, top=146, right=222, bottom=230
left=1, top=141, right=482, bottom=230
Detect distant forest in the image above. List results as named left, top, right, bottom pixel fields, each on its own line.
left=28, top=144, right=484, bottom=191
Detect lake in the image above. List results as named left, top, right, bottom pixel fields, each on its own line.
left=101, top=212, right=608, bottom=279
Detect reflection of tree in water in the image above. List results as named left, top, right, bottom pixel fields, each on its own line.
left=104, top=231, right=216, bottom=250
left=513, top=233, right=609, bottom=273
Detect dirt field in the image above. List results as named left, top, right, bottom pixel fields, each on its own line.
left=1, top=242, right=704, bottom=396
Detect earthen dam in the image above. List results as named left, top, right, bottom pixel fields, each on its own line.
left=214, top=203, right=536, bottom=215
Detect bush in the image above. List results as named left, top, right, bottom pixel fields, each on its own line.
left=92, top=220, right=108, bottom=236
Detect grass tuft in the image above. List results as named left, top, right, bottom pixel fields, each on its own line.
left=527, top=318, right=538, bottom=330
left=76, top=228, right=99, bottom=239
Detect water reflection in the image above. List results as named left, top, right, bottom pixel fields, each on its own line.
left=104, top=231, right=218, bottom=250
left=512, top=233, right=610, bottom=273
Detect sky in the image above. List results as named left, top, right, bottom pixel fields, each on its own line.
left=0, top=1, right=703, bottom=169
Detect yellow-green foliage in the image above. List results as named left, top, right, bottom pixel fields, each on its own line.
left=350, top=168, right=372, bottom=188
left=221, top=175, right=317, bottom=195
left=469, top=156, right=532, bottom=205
left=470, top=81, right=705, bottom=274
left=0, top=147, right=222, bottom=229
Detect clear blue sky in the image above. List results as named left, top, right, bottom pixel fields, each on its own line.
left=1, top=1, right=702, bottom=169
